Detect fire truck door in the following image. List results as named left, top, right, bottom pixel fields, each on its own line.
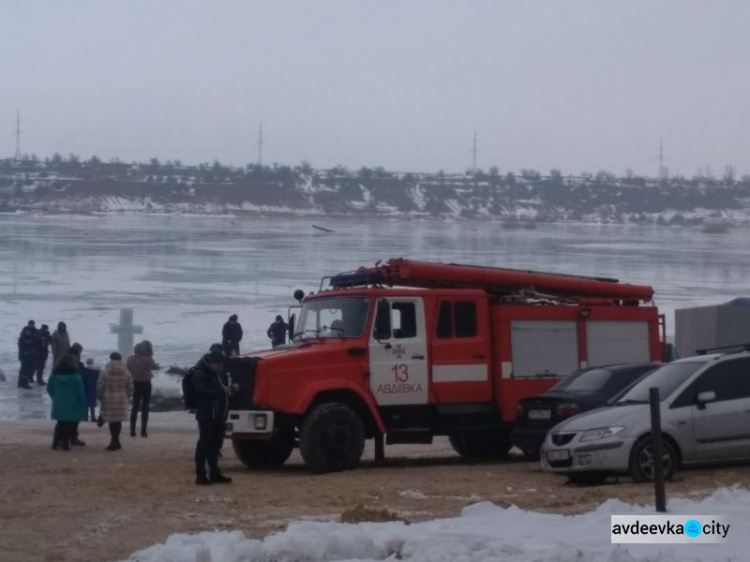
left=430, top=298, right=491, bottom=403
left=369, top=297, right=429, bottom=406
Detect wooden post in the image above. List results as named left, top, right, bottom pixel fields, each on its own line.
left=374, top=433, right=385, bottom=464
left=649, top=387, right=667, bottom=512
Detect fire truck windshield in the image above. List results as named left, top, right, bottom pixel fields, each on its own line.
left=294, top=296, right=370, bottom=340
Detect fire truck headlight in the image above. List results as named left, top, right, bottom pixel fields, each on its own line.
left=254, top=414, right=268, bottom=431
left=580, top=426, right=624, bottom=442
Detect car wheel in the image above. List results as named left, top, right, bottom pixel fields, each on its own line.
left=567, top=472, right=608, bottom=486
left=628, top=435, right=677, bottom=482
left=521, top=447, right=540, bottom=461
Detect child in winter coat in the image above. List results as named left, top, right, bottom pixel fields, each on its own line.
left=47, top=354, right=86, bottom=451
left=83, top=358, right=100, bottom=422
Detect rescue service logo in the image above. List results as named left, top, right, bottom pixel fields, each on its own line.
left=611, top=515, right=731, bottom=544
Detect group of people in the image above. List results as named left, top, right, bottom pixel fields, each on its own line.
left=220, top=313, right=289, bottom=357
left=12, top=313, right=291, bottom=486
left=17, top=321, right=71, bottom=388
left=44, top=334, right=158, bottom=451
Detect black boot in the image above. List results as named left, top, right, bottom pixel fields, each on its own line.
left=195, top=473, right=212, bottom=486
left=105, top=440, right=117, bottom=451
left=209, top=472, right=232, bottom=484
left=52, top=424, right=61, bottom=450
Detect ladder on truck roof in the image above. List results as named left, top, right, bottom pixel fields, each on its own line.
left=328, top=258, right=654, bottom=303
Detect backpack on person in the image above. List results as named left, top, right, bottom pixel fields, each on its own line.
left=182, top=367, right=198, bottom=410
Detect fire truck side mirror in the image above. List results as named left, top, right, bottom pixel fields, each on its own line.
left=373, top=299, right=392, bottom=341
left=293, top=289, right=305, bottom=304
left=288, top=313, right=296, bottom=341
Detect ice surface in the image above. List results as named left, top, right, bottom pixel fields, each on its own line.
left=125, top=487, right=747, bottom=561
left=2, top=215, right=749, bottom=420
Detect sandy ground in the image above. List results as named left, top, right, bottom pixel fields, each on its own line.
left=1, top=413, right=749, bottom=562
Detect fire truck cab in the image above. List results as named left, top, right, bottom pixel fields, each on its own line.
left=226, top=258, right=663, bottom=473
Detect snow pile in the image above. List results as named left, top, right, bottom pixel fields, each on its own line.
left=125, top=487, right=747, bottom=561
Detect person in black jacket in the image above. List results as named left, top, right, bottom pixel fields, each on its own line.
left=35, top=323, right=52, bottom=385
left=66, top=343, right=87, bottom=446
left=267, top=315, right=288, bottom=347
left=193, top=348, right=236, bottom=485
left=221, top=314, right=243, bottom=357
left=17, top=320, right=37, bottom=389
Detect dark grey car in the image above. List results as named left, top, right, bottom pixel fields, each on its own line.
left=513, top=363, right=660, bottom=459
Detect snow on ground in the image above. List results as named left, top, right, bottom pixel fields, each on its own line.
left=126, top=488, right=746, bottom=561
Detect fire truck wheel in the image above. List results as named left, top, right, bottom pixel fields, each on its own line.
left=232, top=429, right=295, bottom=469
left=449, top=431, right=513, bottom=460
left=300, top=402, right=365, bottom=473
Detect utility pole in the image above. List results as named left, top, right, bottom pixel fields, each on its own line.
left=472, top=132, right=477, bottom=173
left=658, top=139, right=665, bottom=180
left=14, top=110, right=21, bottom=161
left=257, top=122, right=264, bottom=167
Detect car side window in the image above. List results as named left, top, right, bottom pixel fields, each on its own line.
left=673, top=358, right=750, bottom=407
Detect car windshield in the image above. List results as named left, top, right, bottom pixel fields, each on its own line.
left=550, top=368, right=613, bottom=392
left=614, top=362, right=704, bottom=403
left=294, top=296, right=369, bottom=339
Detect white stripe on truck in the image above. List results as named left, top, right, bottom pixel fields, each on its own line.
left=432, top=364, right=488, bottom=382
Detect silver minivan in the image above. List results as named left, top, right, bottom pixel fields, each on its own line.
left=541, top=349, right=750, bottom=484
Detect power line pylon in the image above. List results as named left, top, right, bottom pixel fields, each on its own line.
left=14, top=111, right=21, bottom=161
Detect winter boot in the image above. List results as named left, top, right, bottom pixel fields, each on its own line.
left=52, top=424, right=61, bottom=450
left=105, top=440, right=117, bottom=451
left=209, top=472, right=232, bottom=484
left=195, top=473, right=212, bottom=486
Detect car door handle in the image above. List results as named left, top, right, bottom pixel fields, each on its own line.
left=472, top=353, right=485, bottom=359
left=412, top=355, right=425, bottom=360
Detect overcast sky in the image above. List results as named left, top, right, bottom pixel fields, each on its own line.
left=2, top=1, right=749, bottom=176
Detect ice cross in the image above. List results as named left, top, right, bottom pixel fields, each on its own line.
left=110, top=308, right=143, bottom=359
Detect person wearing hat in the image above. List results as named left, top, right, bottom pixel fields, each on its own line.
left=221, top=314, right=243, bottom=358
left=35, top=323, right=52, bottom=385
left=17, top=320, right=37, bottom=389
left=51, top=321, right=71, bottom=369
left=266, top=315, right=288, bottom=347
left=193, top=347, right=237, bottom=485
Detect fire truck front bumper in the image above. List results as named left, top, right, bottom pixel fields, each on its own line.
left=225, top=410, right=275, bottom=437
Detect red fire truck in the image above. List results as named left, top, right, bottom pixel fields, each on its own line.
left=226, top=258, right=664, bottom=473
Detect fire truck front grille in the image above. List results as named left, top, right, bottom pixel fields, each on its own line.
left=227, top=357, right=259, bottom=410
left=552, top=433, right=576, bottom=446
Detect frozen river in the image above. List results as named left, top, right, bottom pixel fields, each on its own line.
left=1, top=213, right=749, bottom=420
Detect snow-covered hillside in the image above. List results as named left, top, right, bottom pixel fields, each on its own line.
left=3, top=159, right=750, bottom=225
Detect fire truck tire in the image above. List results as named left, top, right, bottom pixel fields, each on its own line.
left=300, top=402, right=365, bottom=473
left=232, top=429, right=295, bottom=469
left=449, top=431, right=513, bottom=460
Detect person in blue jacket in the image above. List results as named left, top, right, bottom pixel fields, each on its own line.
left=47, top=354, right=86, bottom=451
